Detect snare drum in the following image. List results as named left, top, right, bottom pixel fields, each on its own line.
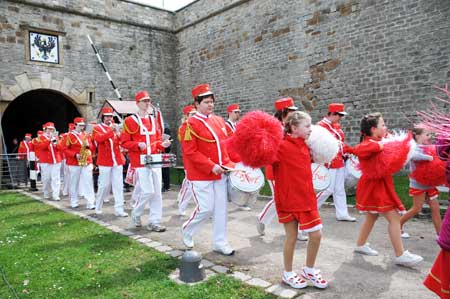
left=228, top=162, right=265, bottom=207
left=311, top=163, right=330, bottom=193
left=141, top=153, right=177, bottom=168
left=344, top=155, right=361, bottom=189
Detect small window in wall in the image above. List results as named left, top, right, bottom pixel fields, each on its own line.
left=89, top=92, right=94, bottom=103
left=24, top=27, right=65, bottom=67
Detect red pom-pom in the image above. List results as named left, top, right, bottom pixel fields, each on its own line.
left=410, top=145, right=447, bottom=186
left=230, top=110, right=283, bottom=168
left=360, top=132, right=413, bottom=179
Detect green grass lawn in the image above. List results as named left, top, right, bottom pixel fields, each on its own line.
left=0, top=192, right=275, bottom=299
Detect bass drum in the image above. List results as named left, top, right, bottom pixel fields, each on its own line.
left=228, top=162, right=265, bottom=207
left=345, top=155, right=361, bottom=189
left=311, top=163, right=331, bottom=193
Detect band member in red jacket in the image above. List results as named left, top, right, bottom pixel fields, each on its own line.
left=121, top=90, right=171, bottom=232
left=18, top=133, right=32, bottom=160
left=181, top=83, right=235, bottom=256
left=61, top=123, right=75, bottom=196
left=93, top=107, right=128, bottom=217
left=33, top=123, right=63, bottom=201
left=65, top=117, right=96, bottom=209
left=316, top=103, right=356, bottom=221
left=177, top=104, right=197, bottom=216
left=225, top=103, right=241, bottom=137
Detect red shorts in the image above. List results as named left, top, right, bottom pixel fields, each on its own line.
left=409, top=187, right=439, bottom=200
left=278, top=210, right=322, bottom=232
left=424, top=250, right=450, bottom=299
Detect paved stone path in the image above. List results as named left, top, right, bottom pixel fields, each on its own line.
left=20, top=187, right=441, bottom=299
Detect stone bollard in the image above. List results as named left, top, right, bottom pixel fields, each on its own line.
left=179, top=250, right=205, bottom=283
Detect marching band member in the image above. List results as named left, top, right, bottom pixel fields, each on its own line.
left=32, top=130, right=44, bottom=181
left=93, top=107, right=128, bottom=217
left=225, top=103, right=241, bottom=137
left=65, top=117, right=96, bottom=209
left=256, top=98, right=308, bottom=240
left=121, top=90, right=171, bottom=232
left=61, top=123, right=75, bottom=196
left=316, top=103, right=356, bottom=221
left=181, top=83, right=235, bottom=255
left=177, top=104, right=197, bottom=216
left=34, top=123, right=62, bottom=201
left=18, top=133, right=32, bottom=160
left=274, top=111, right=328, bottom=289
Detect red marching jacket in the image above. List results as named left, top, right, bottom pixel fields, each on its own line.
left=33, top=134, right=63, bottom=164
left=183, top=113, right=235, bottom=181
left=120, top=113, right=165, bottom=168
left=18, top=141, right=32, bottom=160
left=318, top=118, right=353, bottom=168
left=273, top=135, right=317, bottom=213
left=65, top=131, right=96, bottom=166
left=92, top=123, right=125, bottom=167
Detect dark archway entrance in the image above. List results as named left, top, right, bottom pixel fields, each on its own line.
left=2, top=89, right=81, bottom=152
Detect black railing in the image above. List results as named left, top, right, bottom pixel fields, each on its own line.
left=0, top=154, right=29, bottom=190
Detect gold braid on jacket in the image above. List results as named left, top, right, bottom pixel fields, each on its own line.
left=184, top=123, right=216, bottom=143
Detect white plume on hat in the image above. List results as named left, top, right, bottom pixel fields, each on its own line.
left=306, top=125, right=339, bottom=164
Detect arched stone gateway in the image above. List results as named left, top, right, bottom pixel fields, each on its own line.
left=1, top=89, right=81, bottom=152
left=0, top=73, right=93, bottom=152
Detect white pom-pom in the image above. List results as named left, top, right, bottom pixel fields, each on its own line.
left=306, top=125, right=339, bottom=164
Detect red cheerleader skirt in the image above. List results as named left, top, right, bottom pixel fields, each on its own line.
left=424, top=250, right=450, bottom=298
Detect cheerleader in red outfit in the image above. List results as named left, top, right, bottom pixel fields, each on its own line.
left=274, top=111, right=328, bottom=289
left=424, top=134, right=450, bottom=298
left=353, top=112, right=423, bottom=267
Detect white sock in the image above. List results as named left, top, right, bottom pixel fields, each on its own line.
left=303, top=266, right=315, bottom=274
left=283, top=271, right=295, bottom=278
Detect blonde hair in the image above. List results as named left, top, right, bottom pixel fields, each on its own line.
left=285, top=111, right=311, bottom=134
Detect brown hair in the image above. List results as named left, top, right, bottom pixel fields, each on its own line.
left=360, top=112, right=382, bottom=142
left=411, top=127, right=426, bottom=141
left=284, top=111, right=311, bottom=134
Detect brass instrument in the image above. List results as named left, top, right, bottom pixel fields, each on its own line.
left=78, top=134, right=92, bottom=166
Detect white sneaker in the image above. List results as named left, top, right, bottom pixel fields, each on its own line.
left=146, top=223, right=166, bottom=232
left=282, top=272, right=308, bottom=289
left=239, top=206, right=252, bottom=211
left=256, top=217, right=265, bottom=236
left=301, top=267, right=328, bottom=289
left=131, top=214, right=142, bottom=227
left=114, top=211, right=128, bottom=217
left=178, top=210, right=186, bottom=216
left=337, top=215, right=357, bottom=222
left=401, top=232, right=410, bottom=239
left=182, top=231, right=194, bottom=248
left=53, top=197, right=61, bottom=201
left=394, top=250, right=423, bottom=267
left=213, top=244, right=235, bottom=256
left=354, top=243, right=379, bottom=256
left=95, top=210, right=103, bottom=215
left=86, top=205, right=95, bottom=210
left=297, top=231, right=308, bottom=241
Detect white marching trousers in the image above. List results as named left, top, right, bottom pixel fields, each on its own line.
left=96, top=165, right=124, bottom=213
left=258, top=180, right=276, bottom=225
left=68, top=164, right=95, bottom=208
left=182, top=176, right=229, bottom=248
left=178, top=177, right=193, bottom=213
left=132, top=167, right=163, bottom=224
left=62, top=160, right=70, bottom=196
left=41, top=163, right=61, bottom=200
left=316, top=167, right=350, bottom=219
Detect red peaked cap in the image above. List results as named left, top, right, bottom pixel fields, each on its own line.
left=25, top=133, right=32, bottom=138
left=135, top=90, right=151, bottom=102
left=328, top=103, right=347, bottom=115
left=192, top=83, right=214, bottom=99
left=68, top=123, right=75, bottom=130
left=101, top=107, right=114, bottom=116
left=43, top=122, right=55, bottom=129
left=274, top=97, right=297, bottom=111
left=227, top=104, right=241, bottom=113
left=182, top=105, right=196, bottom=115
left=74, top=117, right=85, bottom=125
